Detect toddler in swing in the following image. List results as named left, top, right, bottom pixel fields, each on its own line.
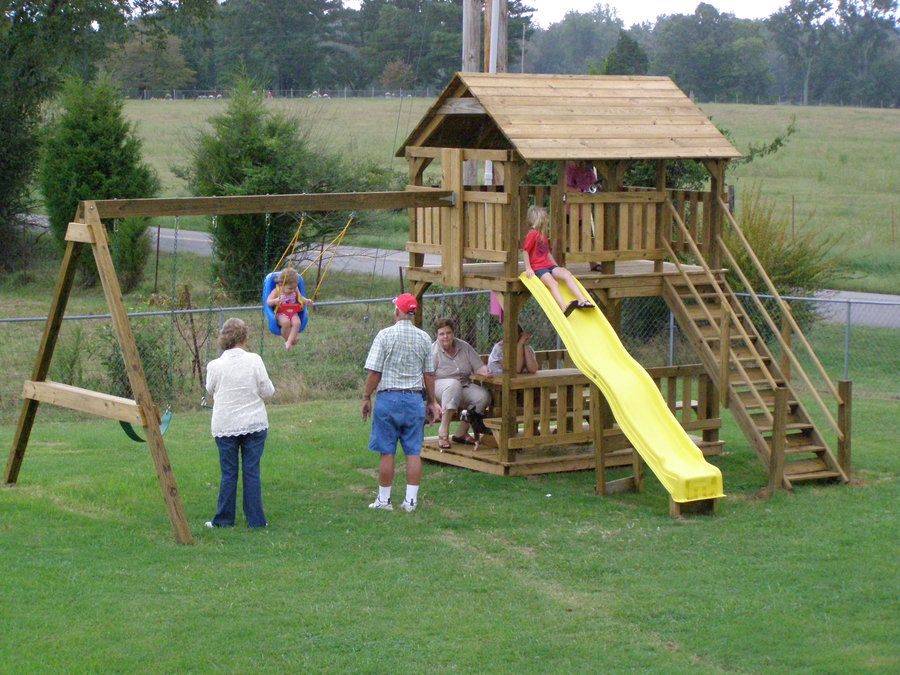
left=522, top=206, right=594, bottom=317
left=266, top=267, right=313, bottom=349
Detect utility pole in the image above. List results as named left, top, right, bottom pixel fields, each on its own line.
left=483, top=0, right=507, bottom=185
left=462, top=0, right=481, bottom=186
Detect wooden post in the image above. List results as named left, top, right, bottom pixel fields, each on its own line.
left=4, top=237, right=82, bottom=485
left=780, top=310, right=792, bottom=383
left=654, top=160, right=667, bottom=273
left=551, top=163, right=567, bottom=267
left=768, top=386, right=787, bottom=493
left=442, top=148, right=465, bottom=288
left=84, top=203, right=193, bottom=544
left=504, top=161, right=525, bottom=280
left=496, top=0, right=508, bottom=73
left=498, top=293, right=522, bottom=465
left=838, top=380, right=852, bottom=478
left=719, top=317, right=730, bottom=406
left=408, top=157, right=427, bottom=271
left=705, top=160, right=727, bottom=269
left=590, top=385, right=606, bottom=494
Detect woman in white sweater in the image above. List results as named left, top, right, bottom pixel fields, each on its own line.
left=205, top=318, right=275, bottom=528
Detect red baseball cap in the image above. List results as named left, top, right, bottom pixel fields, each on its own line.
left=393, top=293, right=418, bottom=314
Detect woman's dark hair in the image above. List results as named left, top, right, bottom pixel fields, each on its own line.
left=434, top=317, right=455, bottom=332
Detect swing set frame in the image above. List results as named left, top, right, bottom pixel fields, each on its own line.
left=4, top=190, right=451, bottom=544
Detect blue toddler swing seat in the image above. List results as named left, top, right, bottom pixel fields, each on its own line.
left=262, top=271, right=309, bottom=336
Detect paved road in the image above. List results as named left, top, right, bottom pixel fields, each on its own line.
left=149, top=225, right=441, bottom=277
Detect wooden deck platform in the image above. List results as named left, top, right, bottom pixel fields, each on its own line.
left=422, top=432, right=722, bottom=477
left=405, top=259, right=716, bottom=296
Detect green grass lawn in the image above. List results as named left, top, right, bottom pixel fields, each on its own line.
left=0, top=397, right=896, bottom=671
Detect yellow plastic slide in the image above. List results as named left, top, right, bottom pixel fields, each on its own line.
left=520, top=272, right=723, bottom=503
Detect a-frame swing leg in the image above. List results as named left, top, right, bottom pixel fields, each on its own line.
left=6, top=203, right=193, bottom=544
left=4, top=236, right=83, bottom=485
left=83, top=203, right=193, bottom=544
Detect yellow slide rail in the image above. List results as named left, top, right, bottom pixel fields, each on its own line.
left=520, top=273, right=724, bottom=503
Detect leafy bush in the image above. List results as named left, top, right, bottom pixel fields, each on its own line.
left=180, top=77, right=403, bottom=302
left=38, top=75, right=159, bottom=290
left=724, top=185, right=843, bottom=334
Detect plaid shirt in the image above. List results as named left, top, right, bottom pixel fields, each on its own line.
left=364, top=318, right=434, bottom=391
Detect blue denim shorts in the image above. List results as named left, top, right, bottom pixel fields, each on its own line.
left=369, top=390, right=426, bottom=456
left=535, top=266, right=557, bottom=278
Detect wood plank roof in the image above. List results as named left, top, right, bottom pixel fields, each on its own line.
left=397, top=73, right=741, bottom=161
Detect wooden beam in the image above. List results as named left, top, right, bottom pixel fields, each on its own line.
left=768, top=387, right=787, bottom=493
left=436, top=98, right=486, bottom=115
left=838, top=380, right=852, bottom=478
left=22, top=381, right=144, bottom=425
left=5, top=234, right=82, bottom=485
left=91, top=191, right=454, bottom=219
left=64, top=222, right=94, bottom=243
left=442, top=148, right=465, bottom=288
left=83, top=203, right=194, bottom=544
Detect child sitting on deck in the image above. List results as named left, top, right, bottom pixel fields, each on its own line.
left=522, top=206, right=594, bottom=316
left=266, top=267, right=313, bottom=350
left=488, top=324, right=539, bottom=375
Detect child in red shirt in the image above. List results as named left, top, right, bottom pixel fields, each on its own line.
left=523, top=206, right=594, bottom=316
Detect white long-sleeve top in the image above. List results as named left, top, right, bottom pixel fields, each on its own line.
left=205, top=348, right=275, bottom=437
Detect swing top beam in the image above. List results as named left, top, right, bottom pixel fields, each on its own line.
left=88, top=190, right=454, bottom=219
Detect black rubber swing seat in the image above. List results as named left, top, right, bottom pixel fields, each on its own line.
left=119, top=408, right=174, bottom=443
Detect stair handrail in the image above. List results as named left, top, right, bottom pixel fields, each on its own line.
left=715, top=196, right=843, bottom=438
left=661, top=243, right=775, bottom=416
left=717, top=245, right=842, bottom=438
left=663, top=201, right=777, bottom=417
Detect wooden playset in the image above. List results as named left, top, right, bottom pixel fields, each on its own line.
left=4, top=74, right=853, bottom=541
left=395, top=73, right=851, bottom=512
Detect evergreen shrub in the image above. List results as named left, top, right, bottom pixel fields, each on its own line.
left=38, top=76, right=159, bottom=290
left=180, top=78, right=402, bottom=302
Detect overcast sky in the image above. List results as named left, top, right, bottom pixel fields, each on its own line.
left=343, top=2, right=787, bottom=27
left=528, top=1, right=786, bottom=27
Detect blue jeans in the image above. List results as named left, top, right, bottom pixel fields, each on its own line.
left=212, top=429, right=267, bottom=528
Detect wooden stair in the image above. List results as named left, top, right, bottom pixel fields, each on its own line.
left=663, top=277, right=848, bottom=490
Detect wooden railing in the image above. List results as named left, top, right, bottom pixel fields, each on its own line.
left=462, top=186, right=510, bottom=262
left=715, top=197, right=844, bottom=440
left=665, top=189, right=716, bottom=258
left=565, top=191, right=666, bottom=264
left=662, top=200, right=776, bottom=419
left=477, top=353, right=718, bottom=451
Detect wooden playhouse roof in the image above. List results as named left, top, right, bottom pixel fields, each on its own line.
left=397, top=73, right=741, bottom=161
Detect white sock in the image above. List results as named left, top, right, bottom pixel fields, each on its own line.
left=405, top=484, right=419, bottom=503
left=378, top=485, right=392, bottom=502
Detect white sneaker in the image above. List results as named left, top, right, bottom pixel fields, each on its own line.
left=399, top=499, right=417, bottom=512
left=204, top=521, right=215, bottom=528
left=368, top=498, right=393, bottom=511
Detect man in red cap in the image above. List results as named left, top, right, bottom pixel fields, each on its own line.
left=361, top=293, right=442, bottom=512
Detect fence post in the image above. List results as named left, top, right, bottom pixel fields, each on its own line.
left=843, top=300, right=852, bottom=380
left=768, top=386, right=787, bottom=493
left=838, top=379, right=852, bottom=478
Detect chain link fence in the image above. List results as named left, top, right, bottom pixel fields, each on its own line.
left=0, top=291, right=897, bottom=427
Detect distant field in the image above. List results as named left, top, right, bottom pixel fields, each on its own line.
left=124, top=98, right=900, bottom=293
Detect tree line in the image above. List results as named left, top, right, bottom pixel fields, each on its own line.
left=1, top=0, right=895, bottom=277
left=108, top=0, right=900, bottom=107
